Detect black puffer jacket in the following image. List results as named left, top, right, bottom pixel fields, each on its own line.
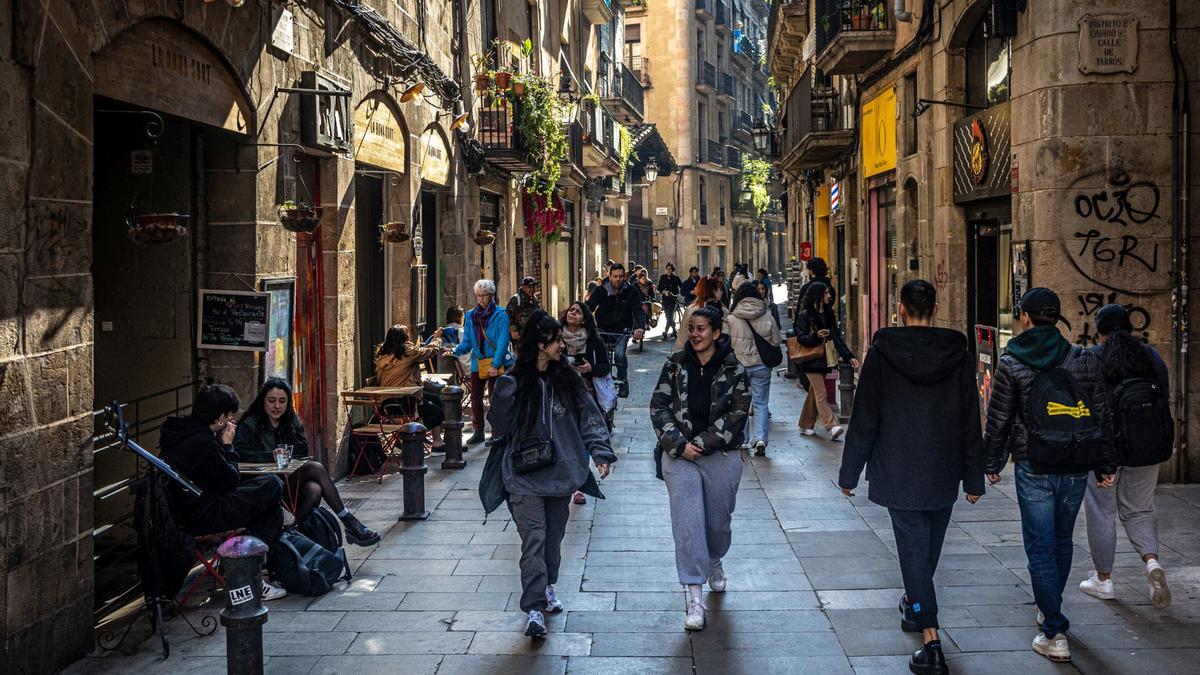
left=793, top=306, right=854, bottom=374
left=983, top=326, right=1117, bottom=476
left=586, top=280, right=648, bottom=333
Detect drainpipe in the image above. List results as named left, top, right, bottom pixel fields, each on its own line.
left=894, top=0, right=913, bottom=23
left=1169, top=0, right=1190, bottom=482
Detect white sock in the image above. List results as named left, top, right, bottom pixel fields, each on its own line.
left=687, top=584, right=703, bottom=604
left=336, top=508, right=350, bottom=518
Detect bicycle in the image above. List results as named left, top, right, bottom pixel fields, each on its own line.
left=597, top=330, right=631, bottom=420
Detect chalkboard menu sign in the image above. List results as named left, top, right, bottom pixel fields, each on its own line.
left=198, top=289, right=270, bottom=351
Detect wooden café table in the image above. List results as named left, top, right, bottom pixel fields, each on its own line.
left=340, top=385, right=422, bottom=478
left=239, top=457, right=309, bottom=513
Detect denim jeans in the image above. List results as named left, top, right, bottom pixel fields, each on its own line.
left=1014, top=461, right=1088, bottom=638
left=744, top=365, right=772, bottom=444
left=612, top=333, right=630, bottom=383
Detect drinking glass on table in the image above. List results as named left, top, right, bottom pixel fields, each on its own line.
left=273, top=444, right=293, bottom=470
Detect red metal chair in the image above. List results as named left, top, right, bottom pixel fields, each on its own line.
left=177, top=528, right=244, bottom=608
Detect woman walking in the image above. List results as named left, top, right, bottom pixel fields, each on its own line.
left=478, top=310, right=616, bottom=639
left=453, top=279, right=512, bottom=445
left=675, top=276, right=728, bottom=351
left=651, top=306, right=751, bottom=631
left=1080, top=304, right=1173, bottom=607
left=724, top=282, right=781, bottom=456
left=561, top=300, right=615, bottom=503
left=794, top=282, right=858, bottom=440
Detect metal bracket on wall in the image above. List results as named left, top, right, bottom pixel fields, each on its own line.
left=354, top=169, right=403, bottom=186
left=913, top=98, right=986, bottom=118
left=95, top=109, right=165, bottom=138
left=236, top=143, right=310, bottom=173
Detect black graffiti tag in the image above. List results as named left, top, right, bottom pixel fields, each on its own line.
left=1073, top=291, right=1152, bottom=346
left=1072, top=170, right=1161, bottom=228
left=1074, top=229, right=1159, bottom=272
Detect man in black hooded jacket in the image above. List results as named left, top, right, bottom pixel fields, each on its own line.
left=839, top=280, right=983, bottom=675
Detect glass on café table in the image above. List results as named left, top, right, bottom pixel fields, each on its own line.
left=273, top=443, right=293, bottom=470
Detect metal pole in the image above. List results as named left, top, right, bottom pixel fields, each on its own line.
left=837, top=362, right=855, bottom=424
left=399, top=422, right=430, bottom=520
left=440, top=385, right=467, bottom=470
left=218, top=536, right=269, bottom=675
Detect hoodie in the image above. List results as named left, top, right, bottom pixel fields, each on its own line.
left=1004, top=325, right=1072, bottom=371
left=839, top=327, right=985, bottom=510
left=158, top=415, right=241, bottom=513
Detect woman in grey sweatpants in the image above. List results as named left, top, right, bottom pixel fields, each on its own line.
left=1081, top=305, right=1172, bottom=608
left=650, top=306, right=751, bottom=631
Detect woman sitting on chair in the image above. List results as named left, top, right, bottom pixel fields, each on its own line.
left=234, top=378, right=380, bottom=546
left=375, top=324, right=450, bottom=451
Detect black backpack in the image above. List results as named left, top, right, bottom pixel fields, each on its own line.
left=133, top=473, right=196, bottom=602
left=267, top=507, right=351, bottom=596
left=1112, top=377, right=1173, bottom=467
left=1026, top=354, right=1106, bottom=473
left=746, top=319, right=783, bottom=368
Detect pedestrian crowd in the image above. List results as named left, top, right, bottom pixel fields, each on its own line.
left=151, top=255, right=1176, bottom=674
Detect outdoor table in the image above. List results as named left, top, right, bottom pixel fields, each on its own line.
left=239, top=458, right=308, bottom=513
left=341, top=385, right=423, bottom=478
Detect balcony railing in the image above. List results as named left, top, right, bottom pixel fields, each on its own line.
left=707, top=139, right=724, bottom=166
left=720, top=72, right=735, bottom=98
left=697, top=61, right=717, bottom=89
left=778, top=76, right=853, bottom=169
left=629, top=55, right=651, bottom=86
left=694, top=0, right=712, bottom=17
left=814, top=0, right=894, bottom=74
left=478, top=99, right=533, bottom=173
left=737, top=110, right=754, bottom=134
left=617, top=62, right=645, bottom=117
left=569, top=121, right=585, bottom=168
left=715, top=0, right=730, bottom=28
left=726, top=144, right=742, bottom=169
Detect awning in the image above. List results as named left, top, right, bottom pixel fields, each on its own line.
left=628, top=123, right=678, bottom=179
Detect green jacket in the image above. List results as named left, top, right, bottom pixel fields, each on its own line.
left=233, top=414, right=310, bottom=464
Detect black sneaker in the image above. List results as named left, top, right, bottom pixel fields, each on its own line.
left=617, top=383, right=630, bottom=399
left=466, top=431, right=486, bottom=445
left=909, top=640, right=948, bottom=674
left=341, top=514, right=381, bottom=546
left=899, top=595, right=920, bottom=633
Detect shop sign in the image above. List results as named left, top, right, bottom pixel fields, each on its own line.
left=300, top=71, right=352, bottom=154
left=696, top=235, right=712, bottom=246
left=271, top=7, right=294, bottom=56
left=799, top=241, right=813, bottom=261
left=830, top=179, right=841, bottom=211
left=130, top=151, right=153, bottom=175
left=655, top=206, right=669, bottom=216
left=861, top=88, right=897, bottom=178
left=953, top=101, right=1011, bottom=203
left=198, top=289, right=270, bottom=352
left=354, top=94, right=407, bottom=174
left=1078, top=14, right=1138, bottom=75
left=419, top=128, right=451, bottom=186
left=974, top=325, right=998, bottom=426
left=815, top=183, right=831, bottom=218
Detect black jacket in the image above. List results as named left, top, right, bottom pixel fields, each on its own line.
left=839, top=327, right=985, bottom=510
left=983, top=328, right=1117, bottom=476
left=658, top=274, right=682, bottom=300
left=794, top=306, right=854, bottom=373
left=159, top=416, right=241, bottom=514
left=586, top=280, right=648, bottom=333
left=680, top=275, right=700, bottom=306
left=794, top=275, right=835, bottom=319
left=505, top=290, right=540, bottom=336
left=568, top=332, right=612, bottom=379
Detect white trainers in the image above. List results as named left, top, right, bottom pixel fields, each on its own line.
left=1146, top=558, right=1172, bottom=608
left=1036, top=609, right=1044, bottom=626
left=544, top=583, right=565, bottom=613
left=525, top=609, right=547, bottom=638
left=830, top=426, right=845, bottom=441
left=801, top=429, right=816, bottom=436
left=708, top=559, right=727, bottom=593
left=684, top=599, right=706, bottom=631
left=261, top=580, right=288, bottom=601
left=1079, top=571, right=1115, bottom=600
left=1032, top=632, right=1071, bottom=662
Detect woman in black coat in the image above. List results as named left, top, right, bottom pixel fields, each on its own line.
left=793, top=282, right=858, bottom=440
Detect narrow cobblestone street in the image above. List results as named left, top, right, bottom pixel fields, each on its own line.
left=72, top=329, right=1200, bottom=674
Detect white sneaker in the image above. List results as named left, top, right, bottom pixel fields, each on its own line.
left=684, top=599, right=706, bottom=631
left=801, top=428, right=816, bottom=436
left=1032, top=632, right=1070, bottom=662
left=830, top=426, right=845, bottom=441
left=1146, top=559, right=1172, bottom=608
left=524, top=609, right=547, bottom=638
left=544, top=584, right=564, bottom=613
left=1036, top=609, right=1044, bottom=626
left=1079, top=571, right=1115, bottom=600
left=708, top=559, right=727, bottom=593
left=261, top=580, right=288, bottom=601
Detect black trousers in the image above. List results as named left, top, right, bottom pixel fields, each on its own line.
left=508, top=494, right=572, bottom=612
left=186, top=475, right=285, bottom=550
left=889, top=506, right=954, bottom=630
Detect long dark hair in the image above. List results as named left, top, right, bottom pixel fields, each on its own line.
left=803, top=281, right=829, bottom=314
left=732, top=280, right=761, bottom=308
left=376, top=324, right=411, bottom=359
left=513, top=310, right=584, bottom=423
left=1096, top=304, right=1155, bottom=383
left=561, top=300, right=601, bottom=338
left=240, top=377, right=297, bottom=428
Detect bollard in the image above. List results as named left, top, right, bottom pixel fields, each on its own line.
left=217, top=535, right=269, bottom=675
left=399, top=422, right=430, bottom=520
left=838, top=362, right=856, bottom=424
left=440, top=385, right=467, bottom=470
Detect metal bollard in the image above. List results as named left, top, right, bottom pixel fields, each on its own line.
left=399, top=422, right=430, bottom=520
left=217, top=535, right=269, bottom=675
left=440, top=385, right=467, bottom=470
left=838, top=362, right=856, bottom=423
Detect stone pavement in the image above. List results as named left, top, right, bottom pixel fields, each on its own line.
left=71, top=323, right=1200, bottom=674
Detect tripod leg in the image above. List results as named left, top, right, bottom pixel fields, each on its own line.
left=155, top=600, right=170, bottom=659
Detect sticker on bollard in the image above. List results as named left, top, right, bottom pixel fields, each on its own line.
left=218, top=535, right=270, bottom=675
left=229, top=585, right=255, bottom=606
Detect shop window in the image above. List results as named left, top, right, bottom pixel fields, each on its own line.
left=965, top=18, right=1009, bottom=109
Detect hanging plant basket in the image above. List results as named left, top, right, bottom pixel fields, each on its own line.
left=127, top=213, right=189, bottom=244
left=511, top=80, right=526, bottom=97
left=473, top=229, right=496, bottom=246
left=474, top=73, right=490, bottom=91
left=278, top=204, right=322, bottom=233
left=493, top=71, right=512, bottom=90
left=379, top=221, right=410, bottom=244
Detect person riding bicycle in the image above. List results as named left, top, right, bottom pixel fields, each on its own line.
left=658, top=263, right=682, bottom=342
left=586, top=263, right=646, bottom=398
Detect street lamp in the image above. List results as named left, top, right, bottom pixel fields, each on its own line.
left=557, top=96, right=579, bottom=125
left=752, top=123, right=770, bottom=155
left=644, top=157, right=659, bottom=184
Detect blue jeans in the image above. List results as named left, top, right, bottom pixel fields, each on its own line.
left=745, top=365, right=771, bottom=444
left=1014, top=461, right=1088, bottom=638
left=612, top=333, right=630, bottom=384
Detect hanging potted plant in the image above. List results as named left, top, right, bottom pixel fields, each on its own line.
left=127, top=212, right=189, bottom=244
left=277, top=200, right=322, bottom=233
left=510, top=39, right=535, bottom=97
left=379, top=221, right=410, bottom=243
left=851, top=2, right=871, bottom=30
left=470, top=49, right=494, bottom=92
left=473, top=229, right=496, bottom=245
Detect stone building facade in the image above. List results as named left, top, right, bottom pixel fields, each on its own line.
left=769, top=0, right=1200, bottom=480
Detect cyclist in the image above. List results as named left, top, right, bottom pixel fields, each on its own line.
left=658, top=263, right=682, bottom=342
left=586, top=262, right=646, bottom=398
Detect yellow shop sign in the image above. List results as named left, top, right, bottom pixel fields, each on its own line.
left=861, top=87, right=897, bottom=178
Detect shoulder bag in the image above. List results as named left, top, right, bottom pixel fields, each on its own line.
left=745, top=318, right=784, bottom=368
left=512, top=390, right=558, bottom=474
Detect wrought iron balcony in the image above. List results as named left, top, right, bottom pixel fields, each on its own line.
left=583, top=104, right=621, bottom=176
left=629, top=55, right=651, bottom=87
left=720, top=72, right=735, bottom=99
left=778, top=78, right=853, bottom=170
left=601, top=62, right=646, bottom=121
left=725, top=144, right=742, bottom=170
left=706, top=139, right=724, bottom=167
left=715, top=1, right=730, bottom=30
left=478, top=99, right=533, bottom=173
left=695, top=0, right=713, bottom=19
left=696, top=61, right=717, bottom=93
left=814, top=0, right=895, bottom=75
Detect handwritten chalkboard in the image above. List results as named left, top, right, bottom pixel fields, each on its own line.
left=198, top=289, right=270, bottom=351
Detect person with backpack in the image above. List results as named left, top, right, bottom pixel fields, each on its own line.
left=794, top=282, right=857, bottom=440
left=724, top=282, right=781, bottom=456
left=478, top=310, right=616, bottom=639
left=983, top=287, right=1117, bottom=663
left=1080, top=304, right=1173, bottom=607
left=506, top=276, right=542, bottom=342
left=838, top=280, right=984, bottom=675
left=454, top=279, right=512, bottom=445
left=650, top=306, right=751, bottom=631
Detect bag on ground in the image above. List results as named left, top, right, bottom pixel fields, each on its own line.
left=268, top=507, right=351, bottom=596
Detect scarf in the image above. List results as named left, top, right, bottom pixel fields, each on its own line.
left=473, top=301, right=496, bottom=347
left=562, top=326, right=589, bottom=355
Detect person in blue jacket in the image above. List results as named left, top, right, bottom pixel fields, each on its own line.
left=455, top=279, right=512, bottom=444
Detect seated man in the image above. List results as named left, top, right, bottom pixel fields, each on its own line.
left=159, top=384, right=288, bottom=600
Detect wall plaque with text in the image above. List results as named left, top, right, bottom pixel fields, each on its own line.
left=1078, top=14, right=1138, bottom=75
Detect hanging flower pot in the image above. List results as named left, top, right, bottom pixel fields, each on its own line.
left=493, top=71, right=512, bottom=90
left=127, top=213, right=189, bottom=244
left=474, top=73, right=490, bottom=91
left=511, top=79, right=527, bottom=97
left=277, top=202, right=322, bottom=233
left=473, top=229, right=496, bottom=246
left=379, top=221, right=410, bottom=243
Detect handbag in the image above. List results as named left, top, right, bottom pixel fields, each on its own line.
left=787, top=335, right=824, bottom=363
left=745, top=319, right=783, bottom=368
left=511, top=395, right=557, bottom=475
left=824, top=340, right=838, bottom=366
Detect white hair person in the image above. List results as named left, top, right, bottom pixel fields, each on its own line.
left=473, top=279, right=497, bottom=296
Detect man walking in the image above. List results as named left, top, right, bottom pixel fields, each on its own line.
left=839, top=280, right=984, bottom=675
left=506, top=276, right=541, bottom=341
left=658, top=263, right=682, bottom=342
left=586, top=263, right=646, bottom=398
left=680, top=266, right=701, bottom=307
left=984, top=287, right=1116, bottom=663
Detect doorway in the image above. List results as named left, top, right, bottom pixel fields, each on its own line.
left=420, top=188, right=439, bottom=337
left=354, top=172, right=387, bottom=381
left=968, top=219, right=1013, bottom=344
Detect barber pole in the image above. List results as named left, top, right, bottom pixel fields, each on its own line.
left=830, top=180, right=840, bottom=211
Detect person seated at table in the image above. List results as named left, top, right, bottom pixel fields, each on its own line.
left=428, top=305, right=470, bottom=376
left=375, top=324, right=450, bottom=450
left=234, top=378, right=381, bottom=546
left=159, top=383, right=289, bottom=600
